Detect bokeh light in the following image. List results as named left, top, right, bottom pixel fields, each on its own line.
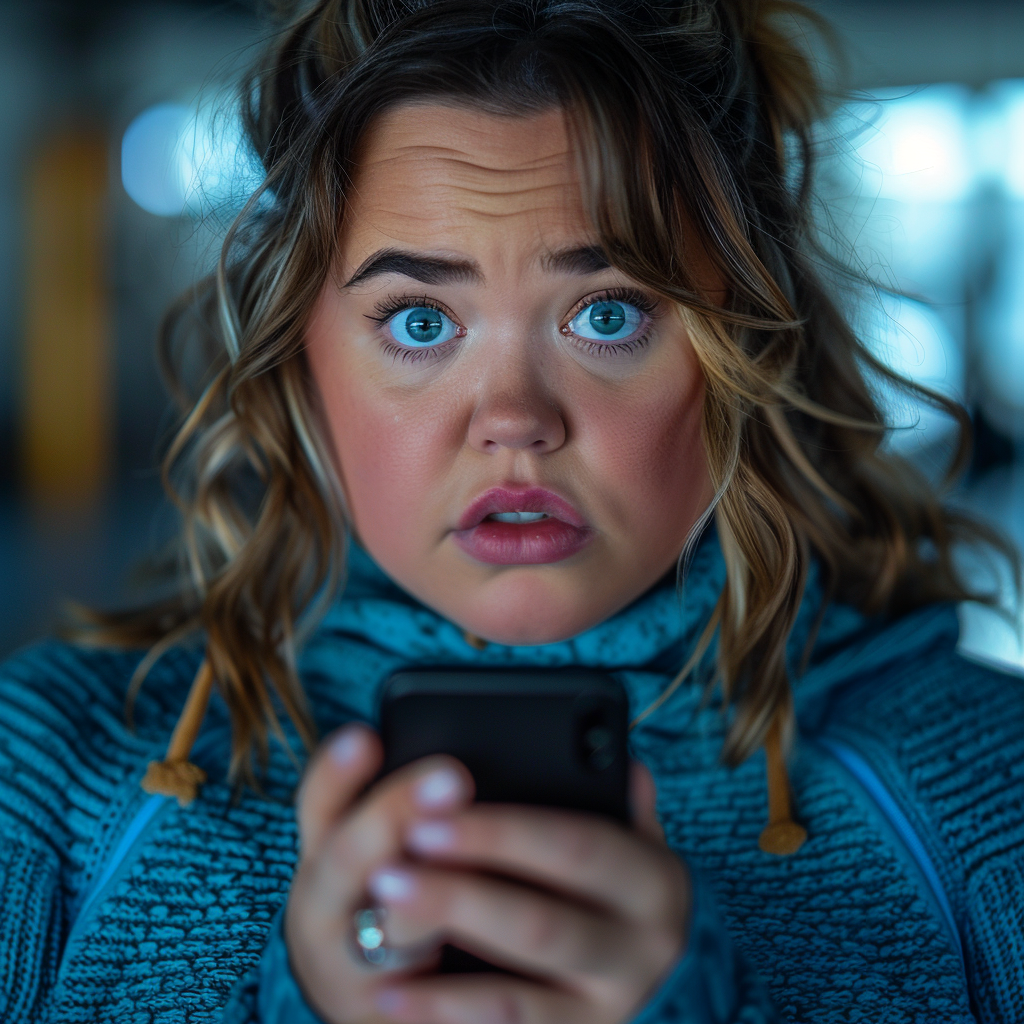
left=122, top=95, right=264, bottom=217
left=121, top=103, right=192, bottom=217
left=861, top=294, right=964, bottom=453
left=841, top=86, right=975, bottom=203
left=977, top=79, right=1024, bottom=198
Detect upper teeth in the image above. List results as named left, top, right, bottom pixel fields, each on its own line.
left=489, top=511, right=549, bottom=523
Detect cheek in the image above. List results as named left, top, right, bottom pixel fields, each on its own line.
left=577, top=367, right=708, bottom=536
left=314, top=360, right=459, bottom=550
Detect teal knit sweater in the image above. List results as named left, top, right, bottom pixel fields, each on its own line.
left=2, top=536, right=1023, bottom=1023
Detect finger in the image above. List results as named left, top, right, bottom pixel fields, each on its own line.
left=367, top=864, right=627, bottom=983
left=629, top=761, right=664, bottom=842
left=375, top=974, right=591, bottom=1024
left=296, top=723, right=382, bottom=856
left=404, top=805, right=687, bottom=922
left=311, top=755, right=475, bottom=912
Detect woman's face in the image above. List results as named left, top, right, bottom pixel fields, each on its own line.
left=306, top=104, right=713, bottom=645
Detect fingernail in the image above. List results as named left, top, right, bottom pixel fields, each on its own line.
left=329, top=727, right=365, bottom=766
left=375, top=989, right=407, bottom=1016
left=368, top=867, right=416, bottom=903
left=415, top=767, right=463, bottom=809
left=407, top=820, right=455, bottom=852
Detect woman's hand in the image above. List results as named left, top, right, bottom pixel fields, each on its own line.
left=285, top=723, right=691, bottom=1024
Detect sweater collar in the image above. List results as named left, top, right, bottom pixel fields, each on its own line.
left=310, top=530, right=960, bottom=728
left=314, top=530, right=726, bottom=673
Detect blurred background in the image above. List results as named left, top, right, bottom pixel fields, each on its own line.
left=0, top=0, right=1020, bottom=669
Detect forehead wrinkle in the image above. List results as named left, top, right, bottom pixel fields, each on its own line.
left=349, top=107, right=592, bottom=271
left=366, top=184, right=579, bottom=226
left=436, top=151, right=573, bottom=176
left=406, top=208, right=571, bottom=226
left=373, top=168, right=574, bottom=202
left=434, top=180, right=574, bottom=201
left=364, top=144, right=573, bottom=187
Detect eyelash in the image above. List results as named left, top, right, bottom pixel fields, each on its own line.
left=365, top=288, right=660, bottom=363
left=562, top=288, right=659, bottom=358
left=366, top=295, right=463, bottom=364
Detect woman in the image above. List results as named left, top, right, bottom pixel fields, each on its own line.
left=2, top=1, right=1022, bottom=1022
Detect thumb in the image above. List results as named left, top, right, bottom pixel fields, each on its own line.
left=296, top=723, right=382, bottom=857
left=630, top=760, right=664, bottom=842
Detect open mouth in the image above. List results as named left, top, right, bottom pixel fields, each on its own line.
left=486, top=511, right=550, bottom=524
left=457, top=486, right=587, bottom=531
left=453, top=487, right=592, bottom=565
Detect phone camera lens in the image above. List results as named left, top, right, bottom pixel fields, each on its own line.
left=575, top=704, right=618, bottom=772
left=584, top=725, right=614, bottom=770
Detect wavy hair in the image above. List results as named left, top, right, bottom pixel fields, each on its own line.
left=90, top=0, right=1014, bottom=790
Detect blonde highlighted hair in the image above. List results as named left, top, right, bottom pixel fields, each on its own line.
left=90, top=0, right=1013, bottom=787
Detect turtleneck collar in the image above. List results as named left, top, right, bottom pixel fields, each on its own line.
left=305, top=528, right=960, bottom=731
left=313, top=530, right=727, bottom=675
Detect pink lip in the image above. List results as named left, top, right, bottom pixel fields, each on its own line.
left=457, top=487, right=588, bottom=531
left=453, top=486, right=593, bottom=565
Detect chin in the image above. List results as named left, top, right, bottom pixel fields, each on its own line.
left=449, top=577, right=605, bottom=647
left=467, top=617, right=586, bottom=647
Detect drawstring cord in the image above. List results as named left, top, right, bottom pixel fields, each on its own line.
left=758, top=715, right=807, bottom=855
left=141, top=642, right=808, bottom=857
left=141, top=657, right=214, bottom=807
left=462, top=630, right=488, bottom=650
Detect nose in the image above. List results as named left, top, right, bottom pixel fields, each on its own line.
left=466, top=353, right=566, bottom=455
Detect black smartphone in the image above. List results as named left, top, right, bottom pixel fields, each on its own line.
left=379, top=667, right=631, bottom=974
left=380, top=667, right=630, bottom=822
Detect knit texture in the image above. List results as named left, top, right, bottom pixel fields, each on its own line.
left=626, top=867, right=777, bottom=1024
left=0, top=536, right=1021, bottom=1022
left=224, top=868, right=777, bottom=1024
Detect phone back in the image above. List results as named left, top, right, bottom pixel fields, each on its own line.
left=380, top=668, right=629, bottom=822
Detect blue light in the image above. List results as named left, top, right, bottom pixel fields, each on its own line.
left=979, top=204, right=1024, bottom=429
left=121, top=103, right=192, bottom=216
left=177, top=96, right=265, bottom=213
left=121, top=95, right=264, bottom=217
left=977, top=80, right=1024, bottom=199
left=838, top=86, right=974, bottom=203
left=860, top=293, right=964, bottom=454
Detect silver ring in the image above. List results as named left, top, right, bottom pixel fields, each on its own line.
left=351, top=907, right=437, bottom=972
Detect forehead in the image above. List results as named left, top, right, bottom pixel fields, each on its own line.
left=342, top=103, right=592, bottom=266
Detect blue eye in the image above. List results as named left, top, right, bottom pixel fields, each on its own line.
left=568, top=300, right=644, bottom=343
left=388, top=306, right=460, bottom=347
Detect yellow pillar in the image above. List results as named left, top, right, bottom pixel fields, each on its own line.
left=23, top=133, right=111, bottom=506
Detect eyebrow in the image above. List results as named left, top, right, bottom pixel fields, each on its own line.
left=343, top=244, right=611, bottom=288
left=344, top=249, right=480, bottom=287
left=542, top=244, right=611, bottom=275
